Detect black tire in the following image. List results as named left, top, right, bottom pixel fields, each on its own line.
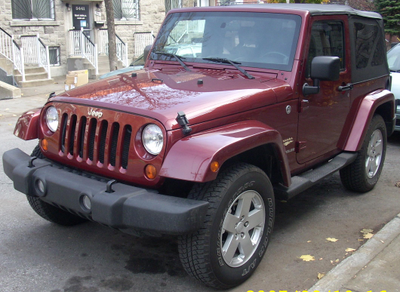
left=340, top=115, right=387, bottom=192
left=27, top=145, right=87, bottom=226
left=178, top=163, right=275, bottom=289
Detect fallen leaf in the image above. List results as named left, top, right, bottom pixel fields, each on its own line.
left=346, top=248, right=356, bottom=252
left=326, top=237, right=338, bottom=242
left=335, top=259, right=339, bottom=263
left=361, top=228, right=373, bottom=234
left=363, top=233, right=374, bottom=239
left=317, top=272, right=325, bottom=279
left=307, top=240, right=312, bottom=243
left=300, top=255, right=315, bottom=262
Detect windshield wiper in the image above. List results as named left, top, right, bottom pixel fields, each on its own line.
left=153, top=51, right=191, bottom=72
left=203, top=57, right=255, bottom=79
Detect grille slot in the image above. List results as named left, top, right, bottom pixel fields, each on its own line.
left=58, top=112, right=131, bottom=169
left=98, top=120, right=108, bottom=164
left=121, top=125, right=132, bottom=169
left=60, top=113, right=68, bottom=153
left=69, top=115, right=77, bottom=155
left=78, top=117, right=87, bottom=158
left=88, top=119, right=97, bottom=161
left=110, top=123, right=120, bottom=167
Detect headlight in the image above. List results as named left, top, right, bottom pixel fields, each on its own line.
left=142, top=124, right=164, bottom=155
left=45, top=106, right=59, bottom=132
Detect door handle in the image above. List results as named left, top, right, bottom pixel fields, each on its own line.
left=338, top=83, right=353, bottom=92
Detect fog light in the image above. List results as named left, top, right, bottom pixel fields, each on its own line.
left=81, top=195, right=92, bottom=211
left=35, top=179, right=46, bottom=196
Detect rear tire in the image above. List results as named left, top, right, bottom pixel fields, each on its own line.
left=178, top=163, right=275, bottom=289
left=340, top=115, right=387, bottom=192
left=27, top=145, right=87, bottom=226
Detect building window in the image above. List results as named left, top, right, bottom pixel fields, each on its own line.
left=165, top=0, right=181, bottom=13
left=49, top=46, right=60, bottom=66
left=12, top=0, right=55, bottom=20
left=113, top=0, right=140, bottom=20
left=198, top=0, right=210, bottom=6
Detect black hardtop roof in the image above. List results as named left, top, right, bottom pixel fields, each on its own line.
left=194, top=4, right=382, bottom=20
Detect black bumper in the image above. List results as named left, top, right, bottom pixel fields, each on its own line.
left=3, top=148, right=209, bottom=235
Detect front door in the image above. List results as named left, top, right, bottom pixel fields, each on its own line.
left=297, top=16, right=351, bottom=164
left=72, top=4, right=92, bottom=39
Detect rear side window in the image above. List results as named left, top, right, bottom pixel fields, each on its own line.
left=350, top=17, right=388, bottom=83
left=354, top=23, right=385, bottom=69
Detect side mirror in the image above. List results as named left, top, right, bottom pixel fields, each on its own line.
left=303, top=56, right=340, bottom=96
left=143, top=45, right=152, bottom=63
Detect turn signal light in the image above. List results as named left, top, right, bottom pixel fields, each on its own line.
left=145, top=164, right=157, bottom=180
left=210, top=161, right=219, bottom=172
left=41, top=139, right=48, bottom=151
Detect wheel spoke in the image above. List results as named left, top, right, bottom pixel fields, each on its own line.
left=222, top=234, right=239, bottom=264
left=247, top=208, right=264, bottom=230
left=223, top=213, right=240, bottom=233
left=236, top=193, right=253, bottom=219
left=239, top=233, right=254, bottom=258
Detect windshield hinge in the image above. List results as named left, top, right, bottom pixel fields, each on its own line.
left=176, top=112, right=192, bottom=135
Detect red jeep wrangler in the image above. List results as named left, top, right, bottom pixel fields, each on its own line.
left=3, top=4, right=395, bottom=289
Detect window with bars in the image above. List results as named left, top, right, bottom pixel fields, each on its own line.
left=113, top=0, right=140, bottom=20
left=49, top=46, right=60, bottom=66
left=12, top=0, right=55, bottom=20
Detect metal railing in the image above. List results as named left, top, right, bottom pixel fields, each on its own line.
left=0, top=27, right=25, bottom=81
left=98, top=29, right=129, bottom=67
left=0, top=28, right=14, bottom=61
left=21, top=35, right=51, bottom=79
left=12, top=41, right=25, bottom=82
left=134, top=32, right=154, bottom=57
left=69, top=28, right=99, bottom=75
left=116, top=34, right=128, bottom=67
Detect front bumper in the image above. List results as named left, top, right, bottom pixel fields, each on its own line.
left=3, top=148, right=209, bottom=235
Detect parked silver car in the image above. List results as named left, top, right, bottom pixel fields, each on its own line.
left=387, top=43, right=400, bottom=131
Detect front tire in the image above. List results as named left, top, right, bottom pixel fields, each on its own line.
left=178, top=163, right=275, bottom=289
left=27, top=145, right=87, bottom=226
left=340, top=115, right=387, bottom=192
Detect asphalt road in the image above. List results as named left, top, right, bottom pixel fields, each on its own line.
left=0, top=96, right=399, bottom=292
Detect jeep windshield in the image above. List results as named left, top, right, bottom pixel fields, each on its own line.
left=151, top=11, right=301, bottom=71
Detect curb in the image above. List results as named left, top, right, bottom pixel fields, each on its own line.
left=308, top=213, right=400, bottom=292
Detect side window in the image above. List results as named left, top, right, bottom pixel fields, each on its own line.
left=354, top=22, right=384, bottom=69
left=306, top=21, right=344, bottom=77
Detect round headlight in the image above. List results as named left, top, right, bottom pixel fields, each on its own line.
left=46, top=106, right=59, bottom=132
left=142, top=124, right=164, bottom=155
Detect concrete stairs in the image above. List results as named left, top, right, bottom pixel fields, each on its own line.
left=0, top=55, right=14, bottom=75
left=14, top=66, right=54, bottom=88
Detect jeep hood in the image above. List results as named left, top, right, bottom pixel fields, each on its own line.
left=55, top=69, right=291, bottom=130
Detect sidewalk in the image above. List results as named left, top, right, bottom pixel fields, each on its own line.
left=309, top=213, right=400, bottom=292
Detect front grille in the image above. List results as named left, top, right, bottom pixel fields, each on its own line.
left=59, top=113, right=132, bottom=169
